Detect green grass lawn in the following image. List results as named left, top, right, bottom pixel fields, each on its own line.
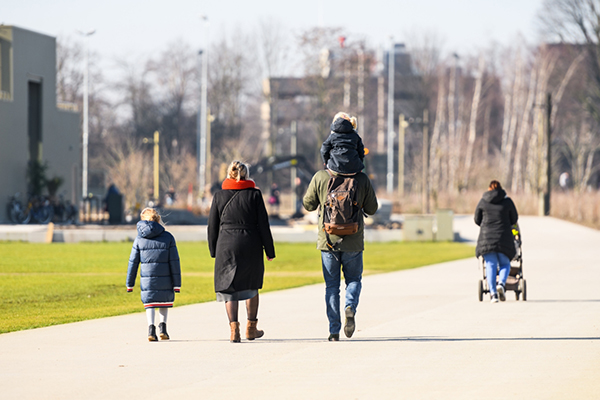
left=0, top=241, right=473, bottom=333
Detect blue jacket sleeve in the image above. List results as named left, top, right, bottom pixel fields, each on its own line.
left=126, top=238, right=140, bottom=289
left=169, top=237, right=182, bottom=290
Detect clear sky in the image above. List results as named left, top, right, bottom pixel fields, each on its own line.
left=4, top=0, right=544, bottom=67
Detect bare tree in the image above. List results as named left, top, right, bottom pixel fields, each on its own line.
left=463, top=55, right=485, bottom=189
left=103, top=134, right=152, bottom=210
left=560, top=122, right=600, bottom=191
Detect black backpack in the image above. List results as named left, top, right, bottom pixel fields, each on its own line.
left=323, top=171, right=360, bottom=249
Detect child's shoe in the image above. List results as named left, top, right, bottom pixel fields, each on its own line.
left=148, top=325, right=158, bottom=341
left=158, top=322, right=170, bottom=340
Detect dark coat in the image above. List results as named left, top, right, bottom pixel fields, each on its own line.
left=207, top=186, right=275, bottom=293
left=303, top=170, right=378, bottom=251
left=127, top=221, right=181, bottom=307
left=320, top=118, right=365, bottom=174
left=474, top=188, right=519, bottom=259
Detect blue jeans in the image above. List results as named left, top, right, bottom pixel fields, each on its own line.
left=483, top=252, right=511, bottom=295
left=321, top=251, right=363, bottom=334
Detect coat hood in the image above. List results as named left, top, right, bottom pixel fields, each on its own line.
left=137, top=220, right=165, bottom=239
left=330, top=118, right=355, bottom=134
left=482, top=188, right=507, bottom=204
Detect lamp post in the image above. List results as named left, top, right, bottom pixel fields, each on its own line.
left=198, top=15, right=209, bottom=200
left=397, top=114, right=409, bottom=197
left=386, top=38, right=396, bottom=194
left=143, top=131, right=160, bottom=202
left=78, top=29, right=95, bottom=200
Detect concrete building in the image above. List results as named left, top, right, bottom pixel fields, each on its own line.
left=0, top=25, right=80, bottom=223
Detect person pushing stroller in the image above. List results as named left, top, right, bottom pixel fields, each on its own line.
left=474, top=180, right=519, bottom=303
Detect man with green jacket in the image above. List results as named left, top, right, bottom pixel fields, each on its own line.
left=303, top=170, right=378, bottom=341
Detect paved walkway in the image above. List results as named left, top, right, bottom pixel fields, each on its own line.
left=1, top=216, right=599, bottom=399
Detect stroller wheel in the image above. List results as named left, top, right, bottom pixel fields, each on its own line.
left=515, top=290, right=520, bottom=301
left=477, top=280, right=483, bottom=302
left=522, top=279, right=527, bottom=301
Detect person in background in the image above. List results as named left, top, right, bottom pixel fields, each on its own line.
left=208, top=161, right=276, bottom=343
left=474, top=180, right=519, bottom=303
left=269, top=183, right=281, bottom=216
left=127, top=208, right=181, bottom=341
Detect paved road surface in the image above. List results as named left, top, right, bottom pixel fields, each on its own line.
left=1, top=216, right=599, bottom=399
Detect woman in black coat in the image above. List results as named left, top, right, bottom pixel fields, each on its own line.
left=474, top=180, right=518, bottom=303
left=208, top=161, right=275, bottom=342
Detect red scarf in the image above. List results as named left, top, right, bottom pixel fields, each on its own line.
left=221, top=178, right=256, bottom=190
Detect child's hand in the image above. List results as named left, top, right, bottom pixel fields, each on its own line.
left=267, top=257, right=274, bottom=261
left=126, top=287, right=133, bottom=293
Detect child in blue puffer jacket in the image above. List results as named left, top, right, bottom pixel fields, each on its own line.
left=127, top=208, right=181, bottom=341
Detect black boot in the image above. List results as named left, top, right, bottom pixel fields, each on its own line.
left=148, top=325, right=158, bottom=342
left=158, top=322, right=170, bottom=340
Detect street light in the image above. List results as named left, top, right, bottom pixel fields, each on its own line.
left=143, top=131, right=160, bottom=202
left=386, top=37, right=396, bottom=194
left=78, top=29, right=95, bottom=200
left=198, top=15, right=209, bottom=200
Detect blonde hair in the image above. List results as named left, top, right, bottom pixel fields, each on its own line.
left=332, top=111, right=358, bottom=130
left=140, top=207, right=162, bottom=224
left=227, top=160, right=249, bottom=182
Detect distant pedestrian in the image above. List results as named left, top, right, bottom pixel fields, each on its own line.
left=559, top=172, right=570, bottom=191
left=208, top=161, right=276, bottom=343
left=268, top=183, right=281, bottom=216
left=303, top=168, right=378, bottom=341
left=126, top=208, right=181, bottom=341
left=320, top=112, right=365, bottom=175
left=293, top=176, right=306, bottom=218
left=474, top=180, right=518, bottom=303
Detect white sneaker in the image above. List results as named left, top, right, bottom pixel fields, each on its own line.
left=490, top=294, right=499, bottom=303
left=497, top=284, right=506, bottom=302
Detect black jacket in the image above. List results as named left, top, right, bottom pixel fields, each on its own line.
left=320, top=118, right=365, bottom=174
left=207, top=187, right=275, bottom=293
left=474, top=188, right=519, bottom=259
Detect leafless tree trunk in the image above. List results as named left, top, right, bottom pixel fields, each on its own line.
left=503, top=53, right=525, bottom=186
left=482, top=104, right=491, bottom=160
left=512, top=57, right=539, bottom=193
left=447, top=55, right=459, bottom=193
left=430, top=70, right=446, bottom=196
left=463, top=56, right=485, bottom=189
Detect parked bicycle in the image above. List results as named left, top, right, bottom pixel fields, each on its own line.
left=27, top=195, right=54, bottom=224
left=7, top=193, right=30, bottom=224
left=52, top=195, right=77, bottom=224
left=6, top=193, right=54, bottom=224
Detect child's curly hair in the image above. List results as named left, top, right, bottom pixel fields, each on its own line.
left=140, top=207, right=162, bottom=224
left=332, top=111, right=358, bottom=130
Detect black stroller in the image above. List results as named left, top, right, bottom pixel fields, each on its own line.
left=478, top=224, right=527, bottom=301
